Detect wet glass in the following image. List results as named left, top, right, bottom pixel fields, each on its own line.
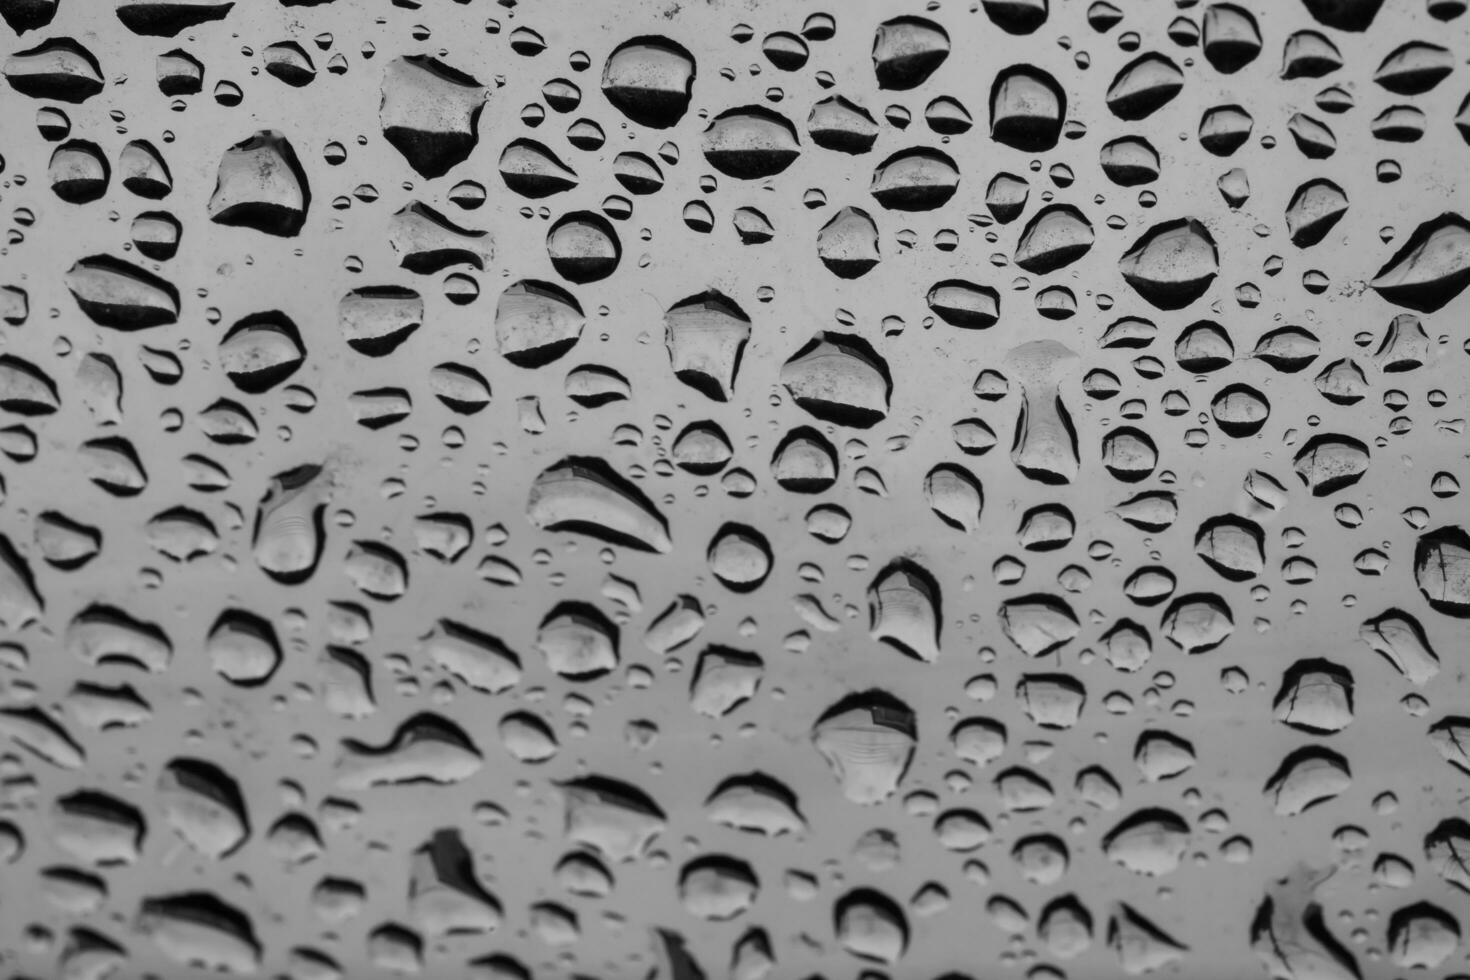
left=2, top=0, right=1470, bottom=977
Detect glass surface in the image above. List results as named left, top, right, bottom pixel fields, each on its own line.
left=1, top=0, right=1470, bottom=977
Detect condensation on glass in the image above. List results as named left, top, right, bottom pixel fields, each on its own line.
left=1, top=0, right=1469, bottom=977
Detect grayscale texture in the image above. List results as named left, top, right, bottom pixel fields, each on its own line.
left=1, top=0, right=1470, bottom=977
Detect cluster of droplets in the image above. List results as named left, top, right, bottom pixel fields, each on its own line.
left=2, top=0, right=1470, bottom=977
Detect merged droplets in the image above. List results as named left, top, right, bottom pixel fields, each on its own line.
left=527, top=457, right=671, bottom=553
left=1195, top=515, right=1265, bottom=579
left=158, top=758, right=249, bottom=858
left=812, top=692, right=917, bottom=805
left=208, top=130, right=309, bottom=236
left=0, top=537, right=43, bottom=631
left=868, top=560, right=942, bottom=662
left=334, top=713, right=483, bottom=790
left=1006, top=340, right=1081, bottom=485
left=538, top=602, right=619, bottom=679
left=1360, top=609, right=1440, bottom=685
left=422, top=619, right=520, bottom=694
left=1000, top=594, right=1079, bottom=656
left=1250, top=865, right=1359, bottom=980
left=689, top=647, right=763, bottom=716
left=408, top=829, right=502, bottom=936
left=664, top=290, right=750, bottom=401
left=1275, top=659, right=1354, bottom=733
left=561, top=776, right=665, bottom=863
left=679, top=856, right=758, bottom=920
left=34, top=512, right=100, bottom=570
left=251, top=463, right=330, bottom=583
left=1103, top=809, right=1190, bottom=876
left=1265, top=747, right=1352, bottom=815
left=66, top=605, right=172, bottom=673
left=136, top=893, right=261, bottom=973
left=65, top=255, right=179, bottom=329
left=1110, top=904, right=1189, bottom=974
left=732, top=208, right=772, bottom=248
left=924, top=463, right=984, bottom=532
left=379, top=55, right=486, bottom=178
